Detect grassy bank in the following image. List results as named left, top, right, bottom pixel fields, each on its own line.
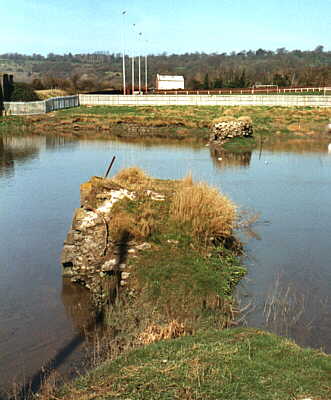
left=55, top=328, right=331, bottom=400
left=0, top=115, right=31, bottom=135
left=1, top=106, right=329, bottom=146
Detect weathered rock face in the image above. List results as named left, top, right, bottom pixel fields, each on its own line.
left=210, top=117, right=253, bottom=145
left=61, top=176, right=135, bottom=300
left=61, top=175, right=164, bottom=304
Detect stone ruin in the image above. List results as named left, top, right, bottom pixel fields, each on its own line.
left=210, top=116, right=253, bottom=145
left=61, top=176, right=163, bottom=304
left=61, top=176, right=132, bottom=302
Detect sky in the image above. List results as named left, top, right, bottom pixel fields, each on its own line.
left=1, top=0, right=330, bottom=56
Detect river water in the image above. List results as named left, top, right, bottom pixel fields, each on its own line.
left=0, top=134, right=330, bottom=394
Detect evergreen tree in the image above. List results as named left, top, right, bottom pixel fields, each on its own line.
left=203, top=73, right=210, bottom=89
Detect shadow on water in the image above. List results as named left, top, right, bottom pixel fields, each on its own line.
left=9, top=319, right=100, bottom=400
left=5, top=230, right=130, bottom=400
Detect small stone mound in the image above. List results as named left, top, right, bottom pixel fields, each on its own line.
left=210, top=116, right=253, bottom=145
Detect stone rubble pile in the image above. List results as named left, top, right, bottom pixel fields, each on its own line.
left=210, top=117, right=253, bottom=145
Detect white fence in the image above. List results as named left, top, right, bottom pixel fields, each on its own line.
left=79, top=94, right=331, bottom=107
left=2, top=94, right=330, bottom=115
left=3, top=95, right=79, bottom=115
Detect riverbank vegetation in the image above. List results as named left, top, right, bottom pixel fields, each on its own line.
left=1, top=106, right=329, bottom=147
left=52, top=328, right=331, bottom=400
left=32, top=168, right=331, bottom=400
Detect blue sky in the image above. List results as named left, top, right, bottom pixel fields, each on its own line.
left=1, top=0, right=330, bottom=55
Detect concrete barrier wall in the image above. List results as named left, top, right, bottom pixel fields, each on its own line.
left=79, top=94, right=331, bottom=107
left=4, top=95, right=79, bottom=115
left=3, top=100, right=46, bottom=115
left=3, top=94, right=330, bottom=115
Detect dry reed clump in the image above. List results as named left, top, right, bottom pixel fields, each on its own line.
left=110, top=211, right=135, bottom=242
left=113, top=166, right=150, bottom=189
left=137, top=320, right=188, bottom=345
left=223, top=108, right=236, bottom=116
left=132, top=206, right=158, bottom=240
left=171, top=176, right=236, bottom=244
left=110, top=206, right=157, bottom=242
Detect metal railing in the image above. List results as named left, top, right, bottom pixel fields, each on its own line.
left=3, top=95, right=79, bottom=115
left=153, top=86, right=331, bottom=95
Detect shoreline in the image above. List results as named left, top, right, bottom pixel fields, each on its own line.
left=1, top=105, right=330, bottom=146
left=35, top=169, right=331, bottom=400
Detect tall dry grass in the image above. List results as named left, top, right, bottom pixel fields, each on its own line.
left=113, top=166, right=150, bottom=190
left=170, top=175, right=236, bottom=244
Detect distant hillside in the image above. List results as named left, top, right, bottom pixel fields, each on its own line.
left=1, top=47, right=330, bottom=91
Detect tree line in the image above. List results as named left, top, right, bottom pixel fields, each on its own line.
left=1, top=46, right=330, bottom=91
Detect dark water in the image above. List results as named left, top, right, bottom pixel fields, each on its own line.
left=0, top=135, right=330, bottom=393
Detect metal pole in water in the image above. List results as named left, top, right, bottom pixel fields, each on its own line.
left=105, top=156, right=116, bottom=178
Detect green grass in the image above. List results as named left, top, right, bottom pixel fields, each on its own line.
left=0, top=115, right=27, bottom=134
left=55, top=105, right=330, bottom=137
left=58, top=328, right=331, bottom=400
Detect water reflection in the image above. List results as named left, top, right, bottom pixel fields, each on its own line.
left=45, top=135, right=77, bottom=151
left=0, top=136, right=77, bottom=178
left=264, top=138, right=331, bottom=154
left=262, top=272, right=331, bottom=352
left=0, top=136, right=40, bottom=178
left=61, top=279, right=96, bottom=333
left=209, top=145, right=252, bottom=169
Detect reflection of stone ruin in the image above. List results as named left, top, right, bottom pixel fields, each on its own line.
left=61, top=279, right=95, bottom=333
left=210, top=145, right=252, bottom=169
left=210, top=116, right=253, bottom=145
